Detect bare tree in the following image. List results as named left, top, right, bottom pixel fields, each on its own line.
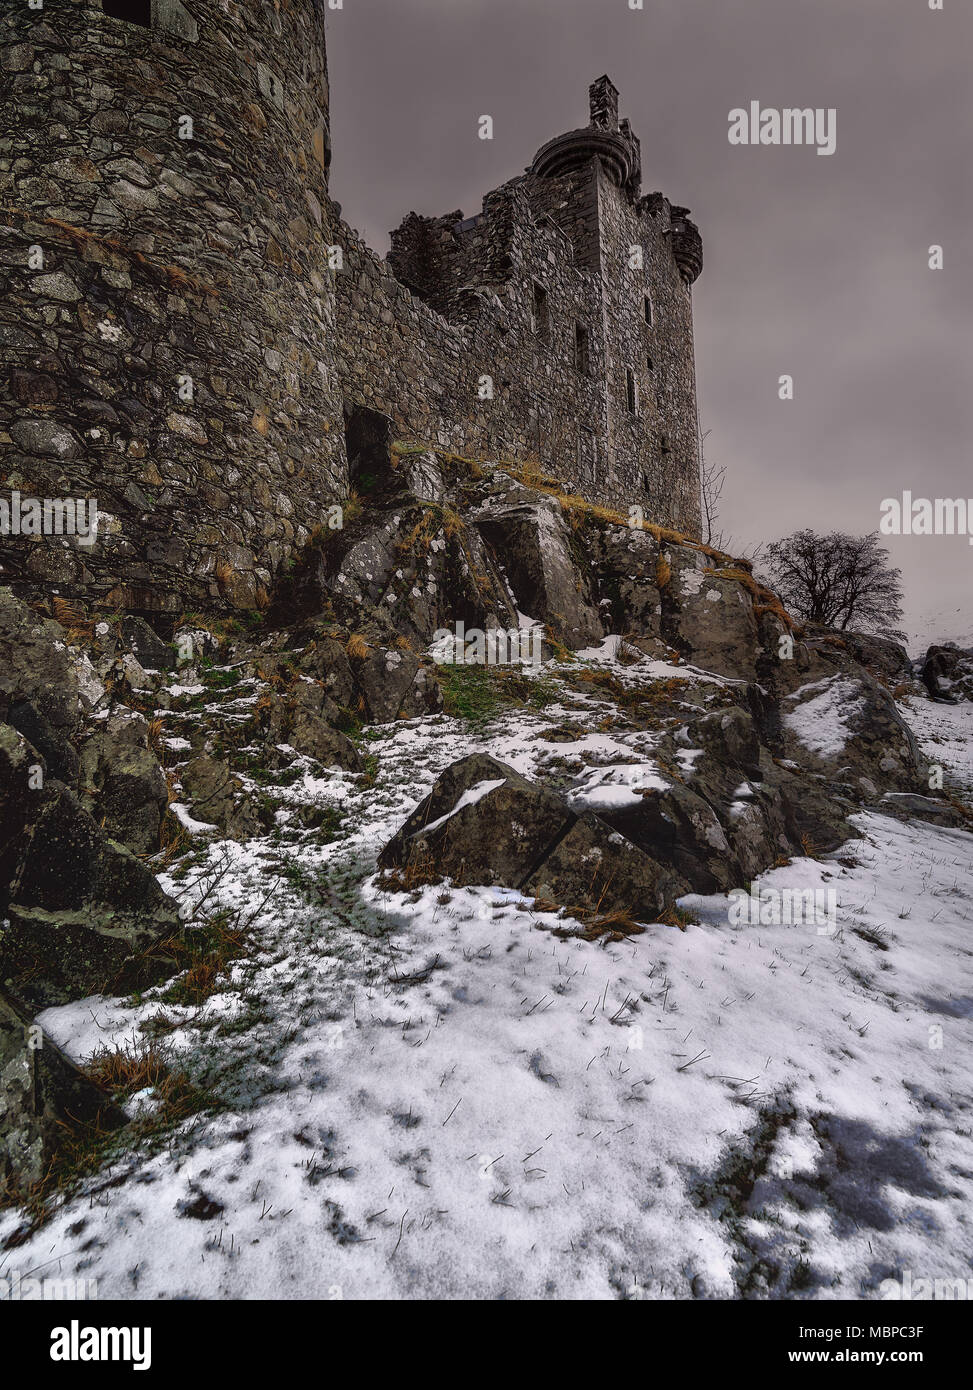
left=762, top=530, right=905, bottom=639
left=700, top=436, right=725, bottom=549
left=698, top=431, right=761, bottom=561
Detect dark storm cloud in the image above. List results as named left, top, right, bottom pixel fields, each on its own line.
left=326, top=0, right=972, bottom=643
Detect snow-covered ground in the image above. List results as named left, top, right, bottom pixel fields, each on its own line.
left=2, top=655, right=972, bottom=1300
left=906, top=607, right=973, bottom=659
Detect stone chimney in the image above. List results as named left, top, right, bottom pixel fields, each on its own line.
left=588, top=76, right=619, bottom=132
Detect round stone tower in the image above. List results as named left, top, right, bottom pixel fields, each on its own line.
left=0, top=0, right=342, bottom=615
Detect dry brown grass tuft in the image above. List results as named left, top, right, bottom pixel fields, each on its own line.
left=345, top=633, right=369, bottom=661
left=84, top=1037, right=172, bottom=1096
left=52, top=596, right=95, bottom=642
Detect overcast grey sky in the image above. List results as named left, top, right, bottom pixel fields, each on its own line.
left=326, top=0, right=971, bottom=648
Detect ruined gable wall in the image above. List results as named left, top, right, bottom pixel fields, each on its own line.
left=370, top=159, right=703, bottom=537
left=334, top=186, right=607, bottom=492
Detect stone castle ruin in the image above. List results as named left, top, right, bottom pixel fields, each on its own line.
left=0, top=0, right=703, bottom=615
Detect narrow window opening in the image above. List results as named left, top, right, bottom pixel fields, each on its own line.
left=102, top=0, right=153, bottom=25
left=647, top=355, right=654, bottom=373
left=532, top=283, right=550, bottom=344
left=626, top=368, right=638, bottom=415
left=574, top=322, right=590, bottom=376
left=644, top=296, right=654, bottom=326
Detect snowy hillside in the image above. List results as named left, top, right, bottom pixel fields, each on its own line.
left=3, top=646, right=972, bottom=1301
left=907, top=607, right=973, bottom=658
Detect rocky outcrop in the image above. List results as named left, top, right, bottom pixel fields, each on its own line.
left=178, top=754, right=266, bottom=842
left=79, top=710, right=168, bottom=855
left=0, top=724, right=181, bottom=1010
left=379, top=753, right=680, bottom=922
left=919, top=645, right=973, bottom=702
left=0, top=589, right=84, bottom=783
left=780, top=672, right=925, bottom=798
left=475, top=500, right=603, bottom=648
left=0, top=987, right=127, bottom=1192
left=660, top=550, right=762, bottom=682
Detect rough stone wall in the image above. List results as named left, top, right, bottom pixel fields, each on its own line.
left=0, top=0, right=341, bottom=614
left=358, top=138, right=703, bottom=534
left=341, top=177, right=606, bottom=488
left=595, top=174, right=703, bottom=535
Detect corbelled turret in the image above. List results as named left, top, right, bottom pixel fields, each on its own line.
left=530, top=76, right=642, bottom=199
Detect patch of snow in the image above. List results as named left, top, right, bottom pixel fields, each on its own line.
left=421, top=778, right=507, bottom=834
left=783, top=677, right=866, bottom=759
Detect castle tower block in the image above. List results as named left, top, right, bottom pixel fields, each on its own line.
left=530, top=79, right=703, bottom=535
left=0, top=0, right=343, bottom=615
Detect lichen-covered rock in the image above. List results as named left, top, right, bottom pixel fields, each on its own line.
left=0, top=724, right=181, bottom=1010
left=0, top=986, right=127, bottom=1192
left=119, top=615, right=175, bottom=673
left=379, top=753, right=678, bottom=922
left=476, top=501, right=603, bottom=648
left=0, top=588, right=81, bottom=782
left=264, top=682, right=363, bottom=772
left=79, top=709, right=168, bottom=854
left=178, top=754, right=266, bottom=841
left=588, top=522, right=663, bottom=637
left=580, top=774, right=737, bottom=894
left=661, top=550, right=761, bottom=681
left=780, top=672, right=926, bottom=797
left=351, top=645, right=443, bottom=723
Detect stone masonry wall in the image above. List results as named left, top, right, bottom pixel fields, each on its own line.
left=344, top=151, right=703, bottom=535
left=0, top=0, right=342, bottom=615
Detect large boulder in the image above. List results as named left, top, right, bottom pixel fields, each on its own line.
left=780, top=672, right=926, bottom=797
left=567, top=704, right=855, bottom=894
left=262, top=680, right=363, bottom=771
left=0, top=724, right=181, bottom=1010
left=178, top=754, right=266, bottom=840
left=919, top=645, right=973, bottom=702
left=351, top=645, right=443, bottom=723
left=0, top=986, right=127, bottom=1191
left=662, top=551, right=761, bottom=682
left=119, top=614, right=175, bottom=673
left=476, top=500, right=603, bottom=648
left=78, top=709, right=168, bottom=855
left=565, top=759, right=739, bottom=894
left=587, top=522, right=663, bottom=638
left=379, top=753, right=679, bottom=922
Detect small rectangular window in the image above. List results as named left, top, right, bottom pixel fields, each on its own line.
left=574, top=322, right=590, bottom=376
left=626, top=368, right=638, bottom=415
left=103, top=0, right=153, bottom=24
left=532, top=283, right=550, bottom=344
left=644, top=296, right=654, bottom=326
